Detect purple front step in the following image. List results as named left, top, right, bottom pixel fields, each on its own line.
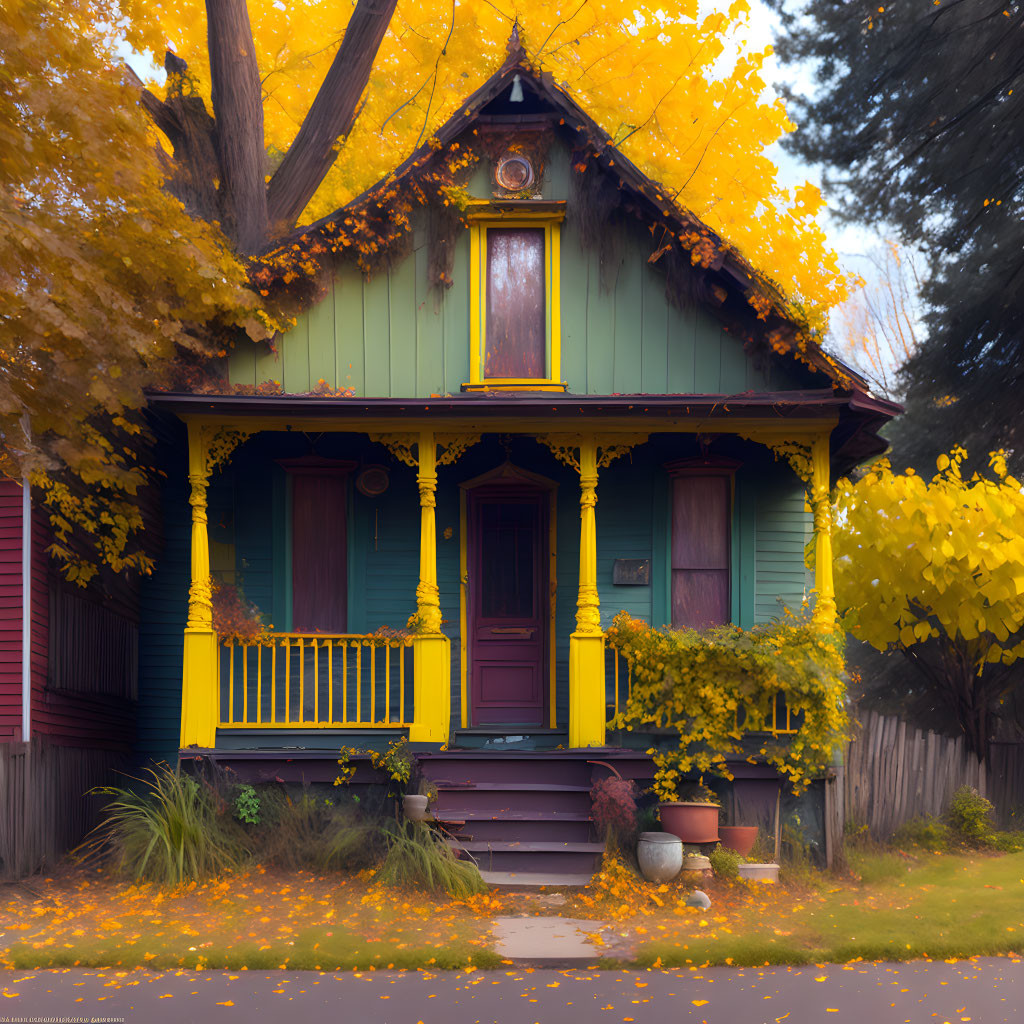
left=447, top=819, right=593, bottom=842
left=433, top=787, right=588, bottom=814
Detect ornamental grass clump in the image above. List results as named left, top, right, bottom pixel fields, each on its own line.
left=377, top=821, right=487, bottom=897
left=606, top=610, right=848, bottom=797
left=83, top=764, right=249, bottom=885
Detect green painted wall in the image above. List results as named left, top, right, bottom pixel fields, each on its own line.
left=230, top=139, right=805, bottom=398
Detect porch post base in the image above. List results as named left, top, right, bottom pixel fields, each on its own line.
left=569, top=632, right=606, bottom=748
left=409, top=634, right=451, bottom=744
left=181, top=628, right=218, bottom=748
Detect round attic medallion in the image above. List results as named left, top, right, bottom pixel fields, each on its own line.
left=495, top=152, right=535, bottom=191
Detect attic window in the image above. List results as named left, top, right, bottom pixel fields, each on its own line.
left=466, top=211, right=563, bottom=391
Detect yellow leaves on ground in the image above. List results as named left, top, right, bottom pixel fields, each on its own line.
left=834, top=448, right=1024, bottom=666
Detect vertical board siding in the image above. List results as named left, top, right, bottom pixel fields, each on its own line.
left=754, top=467, right=812, bottom=623
left=229, top=141, right=804, bottom=397
left=0, top=480, right=23, bottom=740
left=1, top=739, right=130, bottom=878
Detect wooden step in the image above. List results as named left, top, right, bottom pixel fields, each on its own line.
left=433, top=781, right=592, bottom=792
left=433, top=809, right=592, bottom=822
left=450, top=840, right=604, bottom=854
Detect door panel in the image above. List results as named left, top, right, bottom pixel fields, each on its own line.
left=469, top=487, right=547, bottom=725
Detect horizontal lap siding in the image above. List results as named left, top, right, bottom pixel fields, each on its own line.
left=755, top=470, right=812, bottom=623
left=0, top=481, right=22, bottom=740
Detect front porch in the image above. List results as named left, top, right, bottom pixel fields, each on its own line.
left=170, top=406, right=838, bottom=755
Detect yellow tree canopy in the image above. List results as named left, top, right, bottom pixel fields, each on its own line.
left=146, top=0, right=850, bottom=327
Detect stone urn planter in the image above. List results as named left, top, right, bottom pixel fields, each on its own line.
left=737, top=862, right=780, bottom=883
left=636, top=832, right=683, bottom=883
left=403, top=794, right=430, bottom=821
left=718, top=825, right=759, bottom=857
left=659, top=802, right=720, bottom=844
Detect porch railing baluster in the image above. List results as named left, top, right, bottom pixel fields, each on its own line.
left=217, top=633, right=412, bottom=729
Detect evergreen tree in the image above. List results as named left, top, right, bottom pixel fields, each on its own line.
left=771, top=0, right=1024, bottom=471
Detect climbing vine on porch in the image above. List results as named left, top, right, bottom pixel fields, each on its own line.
left=605, top=611, right=848, bottom=796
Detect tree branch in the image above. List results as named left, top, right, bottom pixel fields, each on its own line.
left=265, top=0, right=398, bottom=237
left=206, top=0, right=268, bottom=253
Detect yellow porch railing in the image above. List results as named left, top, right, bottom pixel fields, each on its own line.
left=218, top=634, right=413, bottom=729
left=604, top=644, right=799, bottom=736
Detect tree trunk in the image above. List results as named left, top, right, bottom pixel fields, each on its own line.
left=206, top=0, right=268, bottom=253
left=265, top=0, right=398, bottom=236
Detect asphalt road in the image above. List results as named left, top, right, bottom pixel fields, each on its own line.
left=0, top=958, right=1019, bottom=1023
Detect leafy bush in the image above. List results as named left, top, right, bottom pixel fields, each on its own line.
left=709, top=844, right=741, bottom=880
left=606, top=611, right=847, bottom=798
left=377, top=821, right=487, bottom=897
left=747, top=827, right=776, bottom=863
left=893, top=815, right=950, bottom=851
left=84, top=765, right=249, bottom=884
left=946, top=786, right=996, bottom=845
left=987, top=830, right=1024, bottom=853
left=590, top=776, right=639, bottom=847
left=234, top=784, right=261, bottom=825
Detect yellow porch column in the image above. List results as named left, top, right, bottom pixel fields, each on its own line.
left=569, top=436, right=606, bottom=747
left=180, top=423, right=218, bottom=748
left=811, top=431, right=837, bottom=629
left=409, top=429, right=451, bottom=744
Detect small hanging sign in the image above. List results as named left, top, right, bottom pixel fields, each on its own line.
left=612, top=559, right=650, bottom=585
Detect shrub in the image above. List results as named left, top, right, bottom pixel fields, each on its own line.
left=709, top=844, right=741, bottom=880
left=747, top=827, right=775, bottom=863
left=946, top=786, right=996, bottom=845
left=893, top=815, right=950, bottom=851
left=605, top=611, right=847, bottom=797
left=234, top=784, right=261, bottom=825
left=257, top=789, right=383, bottom=871
left=591, top=776, right=639, bottom=847
left=987, top=830, right=1024, bottom=853
left=377, top=821, right=487, bottom=897
left=84, top=764, right=249, bottom=884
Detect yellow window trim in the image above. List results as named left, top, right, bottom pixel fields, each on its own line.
left=468, top=217, right=562, bottom=388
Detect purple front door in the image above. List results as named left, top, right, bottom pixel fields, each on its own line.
left=468, top=486, right=547, bottom=726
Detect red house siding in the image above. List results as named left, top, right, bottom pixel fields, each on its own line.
left=0, top=479, right=25, bottom=741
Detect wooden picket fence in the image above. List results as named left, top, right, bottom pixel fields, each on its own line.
left=843, top=709, right=1024, bottom=838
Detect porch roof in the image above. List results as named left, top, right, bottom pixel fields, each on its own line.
left=148, top=388, right=899, bottom=476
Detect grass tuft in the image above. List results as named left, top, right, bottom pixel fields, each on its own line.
left=377, top=821, right=488, bottom=897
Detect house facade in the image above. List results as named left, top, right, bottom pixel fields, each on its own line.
left=141, top=56, right=894, bottom=776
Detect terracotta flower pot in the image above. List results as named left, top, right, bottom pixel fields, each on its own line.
left=718, top=825, right=759, bottom=857
left=658, top=801, right=720, bottom=844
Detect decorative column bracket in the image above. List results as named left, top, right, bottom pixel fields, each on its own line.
left=538, top=432, right=649, bottom=473
left=368, top=432, right=481, bottom=469
left=737, top=427, right=836, bottom=630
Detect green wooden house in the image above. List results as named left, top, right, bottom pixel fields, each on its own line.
left=141, top=48, right=896, bottom=878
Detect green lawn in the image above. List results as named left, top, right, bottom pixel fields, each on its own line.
left=636, top=850, right=1024, bottom=966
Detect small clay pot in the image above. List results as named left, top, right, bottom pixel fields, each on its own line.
left=636, top=832, right=683, bottom=883
left=718, top=825, right=759, bottom=857
left=403, top=794, right=430, bottom=821
left=659, top=802, right=720, bottom=844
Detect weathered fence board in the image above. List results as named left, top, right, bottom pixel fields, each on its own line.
left=844, top=709, right=1022, bottom=838
left=0, top=740, right=128, bottom=879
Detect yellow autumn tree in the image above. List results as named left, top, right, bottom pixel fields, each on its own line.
left=833, top=448, right=1024, bottom=760
left=4, top=0, right=852, bottom=577
left=144, top=0, right=848, bottom=321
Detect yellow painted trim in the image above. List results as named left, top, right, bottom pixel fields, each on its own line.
left=550, top=220, right=561, bottom=382
left=461, top=380, right=566, bottom=392
left=465, top=208, right=566, bottom=223
left=218, top=721, right=409, bottom=730
left=811, top=429, right=837, bottom=628
left=468, top=216, right=563, bottom=388
left=548, top=488, right=558, bottom=729
left=469, top=224, right=482, bottom=385
left=459, top=488, right=469, bottom=730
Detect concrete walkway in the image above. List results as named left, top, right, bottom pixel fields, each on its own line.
left=0, top=958, right=1019, bottom=1023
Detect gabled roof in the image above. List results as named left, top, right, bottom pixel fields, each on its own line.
left=252, top=36, right=884, bottom=404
